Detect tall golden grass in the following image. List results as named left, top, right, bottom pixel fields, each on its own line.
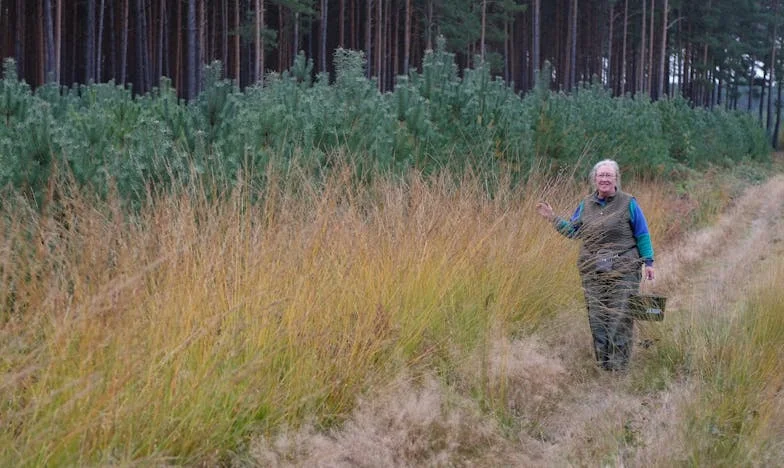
left=0, top=163, right=581, bottom=465
left=2, top=160, right=777, bottom=466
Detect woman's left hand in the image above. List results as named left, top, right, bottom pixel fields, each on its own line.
left=644, top=265, right=655, bottom=280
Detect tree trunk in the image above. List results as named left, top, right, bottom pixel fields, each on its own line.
left=321, top=0, right=327, bottom=73
left=235, top=0, right=240, bottom=82
left=210, top=1, right=217, bottom=65
left=766, top=1, right=778, bottom=132
left=639, top=0, right=645, bottom=94
left=146, top=0, right=153, bottom=87
left=759, top=66, right=767, bottom=122
left=387, top=0, right=393, bottom=86
left=339, top=0, right=345, bottom=47
left=774, top=75, right=782, bottom=148
left=504, top=21, right=509, bottom=82
left=376, top=0, right=382, bottom=90
left=366, top=0, right=372, bottom=78
left=14, top=0, right=25, bottom=78
left=717, top=73, right=722, bottom=106
left=120, top=0, right=128, bottom=84
left=157, top=0, right=165, bottom=81
left=747, top=62, right=753, bottom=112
left=648, top=0, right=654, bottom=95
left=657, top=0, right=668, bottom=99
left=278, top=7, right=285, bottom=71
left=480, top=0, right=487, bottom=62
left=556, top=0, right=564, bottom=89
left=175, top=0, right=182, bottom=91
left=108, top=0, right=115, bottom=81
left=135, top=0, right=150, bottom=93
left=187, top=0, right=198, bottom=99
left=86, top=0, right=95, bottom=82
left=701, top=0, right=711, bottom=106
left=198, top=0, right=205, bottom=83
left=677, top=12, right=684, bottom=98
left=532, top=0, right=540, bottom=83
left=353, top=0, right=359, bottom=50
left=688, top=35, right=695, bottom=101
left=391, top=0, right=396, bottom=82
left=621, top=0, right=628, bottom=94
left=138, top=0, right=149, bottom=91
left=404, top=0, right=411, bottom=74
left=43, top=0, right=56, bottom=83
left=255, top=0, right=261, bottom=82
left=294, top=11, right=299, bottom=63
left=164, top=0, right=170, bottom=78
left=570, top=0, right=577, bottom=90
left=607, top=3, right=614, bottom=90
left=221, top=0, right=228, bottom=70
left=70, top=2, right=77, bottom=84
left=97, top=0, right=106, bottom=82
left=55, top=0, right=62, bottom=83
left=426, top=0, right=433, bottom=50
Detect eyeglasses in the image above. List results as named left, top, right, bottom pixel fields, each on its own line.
left=596, top=172, right=616, bottom=179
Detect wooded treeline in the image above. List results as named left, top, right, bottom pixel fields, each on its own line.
left=0, top=1, right=782, bottom=107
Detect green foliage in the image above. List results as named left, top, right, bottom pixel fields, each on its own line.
left=0, top=50, right=772, bottom=204
left=656, top=95, right=769, bottom=169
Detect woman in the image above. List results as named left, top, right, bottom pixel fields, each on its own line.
left=536, top=159, right=655, bottom=371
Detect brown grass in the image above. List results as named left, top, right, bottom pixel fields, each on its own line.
left=1, top=164, right=581, bottom=465
left=4, top=162, right=781, bottom=466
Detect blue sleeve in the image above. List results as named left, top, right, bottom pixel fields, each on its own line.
left=629, top=198, right=654, bottom=265
left=553, top=202, right=583, bottom=239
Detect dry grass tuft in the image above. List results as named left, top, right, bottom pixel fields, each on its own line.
left=247, top=374, right=530, bottom=467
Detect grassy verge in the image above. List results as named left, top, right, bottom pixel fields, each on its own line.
left=681, top=252, right=784, bottom=465
left=0, top=159, right=773, bottom=465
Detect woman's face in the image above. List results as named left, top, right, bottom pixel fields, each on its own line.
left=594, top=164, right=617, bottom=198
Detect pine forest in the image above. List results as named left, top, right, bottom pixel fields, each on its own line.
left=2, top=1, right=784, bottom=466
left=1, top=0, right=782, bottom=106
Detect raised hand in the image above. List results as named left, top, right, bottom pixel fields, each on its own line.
left=536, top=202, right=555, bottom=222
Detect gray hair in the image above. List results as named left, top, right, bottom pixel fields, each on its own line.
left=589, top=159, right=621, bottom=191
